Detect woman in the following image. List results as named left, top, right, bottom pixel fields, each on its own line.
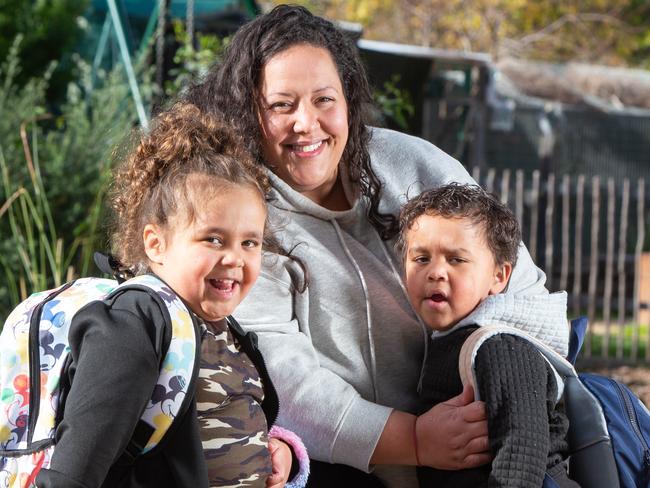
left=185, top=5, right=568, bottom=487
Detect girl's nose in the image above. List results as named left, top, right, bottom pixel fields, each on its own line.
left=222, top=250, right=244, bottom=268
left=292, top=102, right=319, bottom=133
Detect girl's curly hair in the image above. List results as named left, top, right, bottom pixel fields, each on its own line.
left=184, top=4, right=398, bottom=239
left=110, top=103, right=269, bottom=275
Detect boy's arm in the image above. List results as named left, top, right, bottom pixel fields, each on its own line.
left=475, top=334, right=555, bottom=488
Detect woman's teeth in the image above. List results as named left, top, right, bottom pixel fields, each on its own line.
left=294, top=141, right=322, bottom=152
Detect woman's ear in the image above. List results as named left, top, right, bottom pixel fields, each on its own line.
left=143, top=224, right=166, bottom=265
left=489, top=262, right=513, bottom=295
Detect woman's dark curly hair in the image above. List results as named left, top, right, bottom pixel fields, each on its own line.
left=397, top=183, right=521, bottom=267
left=184, top=4, right=398, bottom=239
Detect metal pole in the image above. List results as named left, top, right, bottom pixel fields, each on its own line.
left=106, top=0, right=149, bottom=130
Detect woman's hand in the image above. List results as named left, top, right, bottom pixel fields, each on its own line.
left=416, top=384, right=491, bottom=470
left=266, top=438, right=292, bottom=488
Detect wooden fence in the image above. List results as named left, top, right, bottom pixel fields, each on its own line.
left=470, top=167, right=648, bottom=363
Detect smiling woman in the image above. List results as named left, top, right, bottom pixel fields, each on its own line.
left=185, top=5, right=567, bottom=488
left=258, top=44, right=349, bottom=209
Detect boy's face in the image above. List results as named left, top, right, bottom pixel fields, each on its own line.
left=145, top=182, right=266, bottom=322
left=404, top=214, right=511, bottom=331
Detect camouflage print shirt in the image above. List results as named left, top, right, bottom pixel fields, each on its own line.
left=197, top=318, right=273, bottom=487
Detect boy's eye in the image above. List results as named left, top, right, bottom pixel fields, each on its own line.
left=207, top=237, right=223, bottom=246
left=242, top=239, right=260, bottom=249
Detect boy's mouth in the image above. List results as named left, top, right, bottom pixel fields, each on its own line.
left=428, top=292, right=447, bottom=302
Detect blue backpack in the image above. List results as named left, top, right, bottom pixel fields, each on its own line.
left=566, top=317, right=650, bottom=488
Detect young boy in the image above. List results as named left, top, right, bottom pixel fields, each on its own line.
left=398, top=183, right=578, bottom=488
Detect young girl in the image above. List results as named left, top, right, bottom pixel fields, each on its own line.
left=35, top=104, right=308, bottom=488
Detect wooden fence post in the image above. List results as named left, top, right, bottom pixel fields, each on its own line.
left=602, top=178, right=615, bottom=358
left=572, top=175, right=585, bottom=319
left=587, top=176, right=601, bottom=357
left=617, top=179, right=629, bottom=359
left=545, top=173, right=555, bottom=289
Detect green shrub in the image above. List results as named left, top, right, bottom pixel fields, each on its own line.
left=0, top=40, right=152, bottom=321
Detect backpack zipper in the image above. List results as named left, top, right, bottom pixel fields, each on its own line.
left=26, top=281, right=75, bottom=444
left=612, top=378, right=650, bottom=473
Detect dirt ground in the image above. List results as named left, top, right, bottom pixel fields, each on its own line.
left=585, top=364, right=650, bottom=407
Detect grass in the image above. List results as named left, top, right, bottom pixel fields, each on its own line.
left=579, top=322, right=650, bottom=364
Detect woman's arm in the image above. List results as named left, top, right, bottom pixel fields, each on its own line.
left=36, top=291, right=164, bottom=488
left=371, top=386, right=490, bottom=469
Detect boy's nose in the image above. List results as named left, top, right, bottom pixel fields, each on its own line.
left=427, top=263, right=447, bottom=281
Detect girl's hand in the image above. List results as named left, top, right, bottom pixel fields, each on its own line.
left=416, top=384, right=492, bottom=469
left=266, top=437, right=292, bottom=488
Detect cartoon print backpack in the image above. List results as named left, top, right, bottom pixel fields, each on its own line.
left=460, top=319, right=650, bottom=488
left=0, top=273, right=199, bottom=488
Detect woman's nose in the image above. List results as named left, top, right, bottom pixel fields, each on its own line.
left=292, top=102, right=319, bottom=133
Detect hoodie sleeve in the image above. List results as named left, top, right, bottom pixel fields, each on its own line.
left=475, top=335, right=554, bottom=488
left=36, top=291, right=165, bottom=488
left=233, top=261, right=392, bottom=472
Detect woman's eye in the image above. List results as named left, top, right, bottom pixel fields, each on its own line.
left=316, top=96, right=334, bottom=104
left=269, top=101, right=291, bottom=111
left=449, top=257, right=466, bottom=264
left=413, top=256, right=429, bottom=264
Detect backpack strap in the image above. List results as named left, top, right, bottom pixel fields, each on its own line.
left=459, top=324, right=572, bottom=402
left=111, top=274, right=200, bottom=458
left=459, top=324, right=620, bottom=488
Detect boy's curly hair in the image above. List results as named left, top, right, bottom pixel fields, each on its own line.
left=397, top=183, right=521, bottom=267
left=110, top=103, right=269, bottom=275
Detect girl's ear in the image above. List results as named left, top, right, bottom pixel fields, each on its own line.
left=489, top=262, right=513, bottom=295
left=143, top=224, right=166, bottom=264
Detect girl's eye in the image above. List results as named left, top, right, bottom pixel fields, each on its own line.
left=208, top=237, right=223, bottom=246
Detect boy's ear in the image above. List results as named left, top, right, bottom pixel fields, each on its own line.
left=143, top=224, right=166, bottom=264
left=489, top=262, right=513, bottom=295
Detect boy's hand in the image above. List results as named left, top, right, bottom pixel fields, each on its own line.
left=266, top=437, right=292, bottom=488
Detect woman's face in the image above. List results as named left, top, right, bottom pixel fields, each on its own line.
left=258, top=44, right=349, bottom=204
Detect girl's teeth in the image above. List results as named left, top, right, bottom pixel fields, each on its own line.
left=295, top=141, right=322, bottom=152
left=212, top=279, right=234, bottom=291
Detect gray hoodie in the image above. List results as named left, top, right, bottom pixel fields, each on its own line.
left=234, top=127, right=567, bottom=487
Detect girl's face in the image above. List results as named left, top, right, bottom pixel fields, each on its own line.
left=145, top=180, right=266, bottom=322
left=258, top=44, right=349, bottom=205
